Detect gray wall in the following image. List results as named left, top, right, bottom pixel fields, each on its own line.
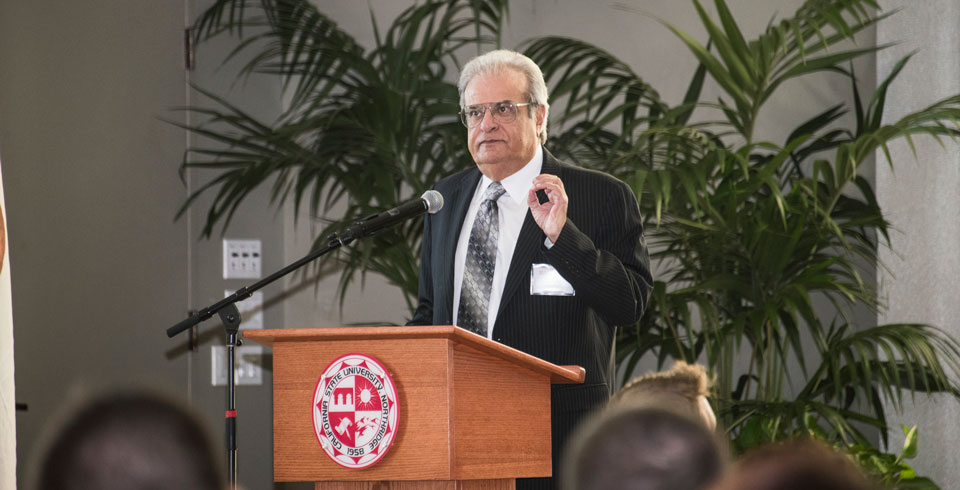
left=0, top=0, right=285, bottom=488
left=0, top=0, right=192, bottom=486
left=877, top=0, right=960, bottom=484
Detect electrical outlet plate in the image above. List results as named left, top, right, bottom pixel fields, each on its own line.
left=211, top=345, right=264, bottom=386
left=223, top=239, right=261, bottom=279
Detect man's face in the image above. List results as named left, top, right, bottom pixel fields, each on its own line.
left=463, top=68, right=545, bottom=181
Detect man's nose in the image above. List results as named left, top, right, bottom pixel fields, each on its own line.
left=479, top=109, right=499, bottom=131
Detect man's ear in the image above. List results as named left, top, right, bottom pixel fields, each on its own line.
left=536, top=104, right=546, bottom=131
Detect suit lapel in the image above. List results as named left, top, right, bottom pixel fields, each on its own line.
left=493, top=148, right=564, bottom=329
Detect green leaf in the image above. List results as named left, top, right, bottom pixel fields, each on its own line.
left=902, top=424, right=919, bottom=459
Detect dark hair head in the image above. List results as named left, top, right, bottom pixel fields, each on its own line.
left=38, top=391, right=224, bottom=490
left=563, top=406, right=725, bottom=490
left=711, top=438, right=879, bottom=490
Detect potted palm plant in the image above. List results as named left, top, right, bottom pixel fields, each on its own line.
left=526, top=0, right=960, bottom=487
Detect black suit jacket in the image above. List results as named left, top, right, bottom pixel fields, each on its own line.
left=409, top=148, right=652, bottom=486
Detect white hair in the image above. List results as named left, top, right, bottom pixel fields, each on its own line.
left=458, top=49, right=550, bottom=142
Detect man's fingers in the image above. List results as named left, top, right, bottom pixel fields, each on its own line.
left=532, top=183, right=566, bottom=207
left=531, top=176, right=565, bottom=196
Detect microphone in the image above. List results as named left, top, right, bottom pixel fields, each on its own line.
left=342, top=190, right=443, bottom=242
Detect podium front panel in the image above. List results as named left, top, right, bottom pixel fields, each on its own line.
left=249, top=326, right=566, bottom=484
left=451, top=344, right=552, bottom=480
left=273, top=337, right=454, bottom=481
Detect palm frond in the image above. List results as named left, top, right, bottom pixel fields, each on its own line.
left=177, top=0, right=507, bottom=307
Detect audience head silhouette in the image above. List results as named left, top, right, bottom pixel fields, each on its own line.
left=562, top=405, right=724, bottom=490
left=38, top=391, right=224, bottom=490
left=709, top=438, right=879, bottom=490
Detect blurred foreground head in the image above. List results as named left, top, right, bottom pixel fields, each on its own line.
left=38, top=391, right=224, bottom=490
left=709, top=438, right=879, bottom=490
left=562, top=405, right=725, bottom=490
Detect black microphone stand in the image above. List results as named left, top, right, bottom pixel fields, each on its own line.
left=165, top=190, right=440, bottom=489
left=166, top=232, right=354, bottom=489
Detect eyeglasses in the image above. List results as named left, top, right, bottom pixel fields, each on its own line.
left=459, top=101, right=535, bottom=128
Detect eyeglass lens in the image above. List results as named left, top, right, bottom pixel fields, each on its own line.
left=461, top=102, right=520, bottom=128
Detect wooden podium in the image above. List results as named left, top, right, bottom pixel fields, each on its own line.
left=243, top=325, right=584, bottom=490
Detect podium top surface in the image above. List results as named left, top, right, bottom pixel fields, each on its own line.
left=244, top=325, right=585, bottom=384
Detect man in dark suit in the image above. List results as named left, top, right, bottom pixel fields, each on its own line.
left=408, top=49, right=652, bottom=489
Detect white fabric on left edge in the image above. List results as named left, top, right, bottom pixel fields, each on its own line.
left=0, top=154, right=15, bottom=490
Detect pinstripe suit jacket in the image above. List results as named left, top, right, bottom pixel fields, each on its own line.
left=409, top=148, right=652, bottom=483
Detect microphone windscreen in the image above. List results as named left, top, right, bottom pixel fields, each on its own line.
left=422, top=190, right=444, bottom=214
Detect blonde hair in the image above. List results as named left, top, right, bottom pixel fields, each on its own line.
left=615, top=360, right=711, bottom=401
left=609, top=361, right=715, bottom=429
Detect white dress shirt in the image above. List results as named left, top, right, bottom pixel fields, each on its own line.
left=453, top=146, right=543, bottom=338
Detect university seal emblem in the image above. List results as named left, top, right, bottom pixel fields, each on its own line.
left=312, top=353, right=399, bottom=469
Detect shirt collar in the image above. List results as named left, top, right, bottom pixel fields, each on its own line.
left=478, top=145, right=543, bottom=206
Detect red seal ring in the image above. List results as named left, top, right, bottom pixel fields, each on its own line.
left=312, top=353, right=399, bottom=469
